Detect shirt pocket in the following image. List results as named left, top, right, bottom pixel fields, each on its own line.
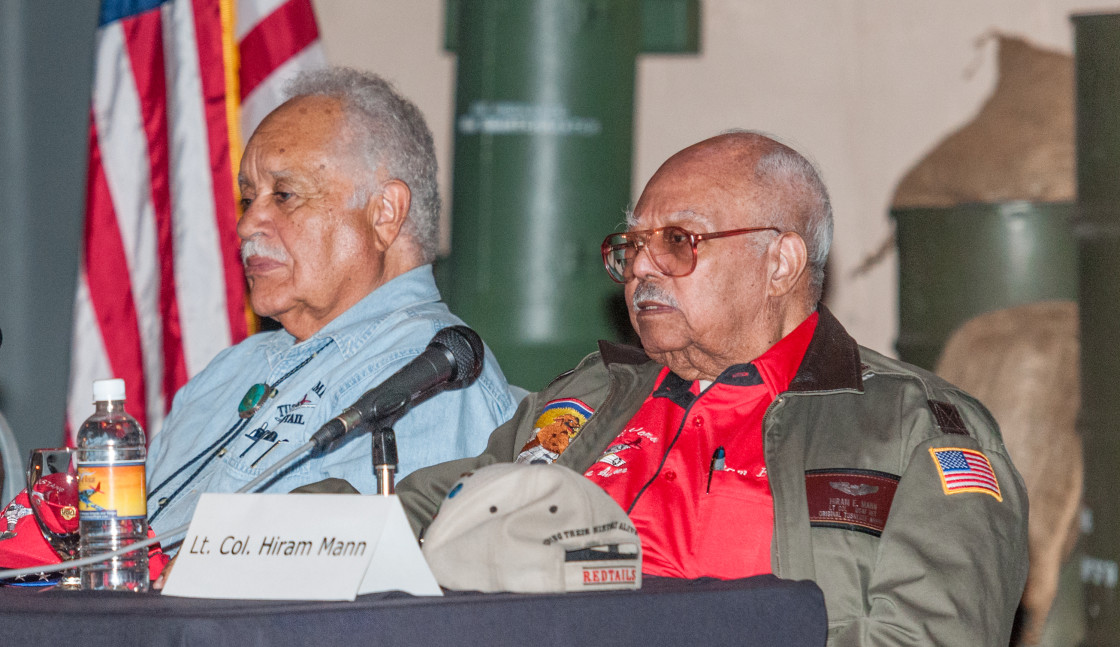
left=219, top=432, right=310, bottom=484
left=695, top=471, right=774, bottom=578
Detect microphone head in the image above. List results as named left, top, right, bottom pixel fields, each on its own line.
left=432, top=325, right=484, bottom=385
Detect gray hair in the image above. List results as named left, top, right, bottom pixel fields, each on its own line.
left=744, top=131, right=833, bottom=305
left=285, top=67, right=440, bottom=262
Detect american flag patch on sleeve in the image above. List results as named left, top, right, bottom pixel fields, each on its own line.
left=929, top=448, right=1002, bottom=501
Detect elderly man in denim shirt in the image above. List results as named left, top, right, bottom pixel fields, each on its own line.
left=145, top=68, right=518, bottom=538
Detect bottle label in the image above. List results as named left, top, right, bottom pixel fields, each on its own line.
left=77, top=460, right=147, bottom=521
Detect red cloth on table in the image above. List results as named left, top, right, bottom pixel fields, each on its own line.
left=0, top=487, right=169, bottom=581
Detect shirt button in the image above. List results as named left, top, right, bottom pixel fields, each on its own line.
left=692, top=416, right=704, bottom=427
left=663, top=470, right=677, bottom=481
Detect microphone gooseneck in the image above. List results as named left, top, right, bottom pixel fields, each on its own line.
left=309, top=326, right=484, bottom=452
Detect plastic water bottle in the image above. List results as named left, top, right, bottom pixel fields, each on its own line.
left=76, top=378, right=149, bottom=592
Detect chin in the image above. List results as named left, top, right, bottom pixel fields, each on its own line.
left=637, top=337, right=689, bottom=362
left=248, top=293, right=291, bottom=321
left=636, top=321, right=691, bottom=353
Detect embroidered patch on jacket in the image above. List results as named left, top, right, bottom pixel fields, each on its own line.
left=927, top=400, right=969, bottom=436
left=515, top=398, right=595, bottom=465
left=805, top=469, right=900, bottom=537
left=930, top=447, right=1002, bottom=501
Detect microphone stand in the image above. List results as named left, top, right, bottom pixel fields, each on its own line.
left=369, top=425, right=398, bottom=496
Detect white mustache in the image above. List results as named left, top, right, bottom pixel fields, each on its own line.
left=631, top=282, right=680, bottom=310
left=240, top=237, right=289, bottom=265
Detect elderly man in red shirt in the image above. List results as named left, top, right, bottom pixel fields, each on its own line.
left=400, top=131, right=1028, bottom=645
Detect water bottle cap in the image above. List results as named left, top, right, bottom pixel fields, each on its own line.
left=92, top=378, right=126, bottom=403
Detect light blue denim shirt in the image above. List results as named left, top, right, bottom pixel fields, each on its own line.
left=146, top=265, right=517, bottom=535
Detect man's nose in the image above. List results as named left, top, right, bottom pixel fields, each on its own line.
left=236, top=196, right=269, bottom=240
left=628, top=242, right=663, bottom=281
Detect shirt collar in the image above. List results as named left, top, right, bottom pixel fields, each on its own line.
left=651, top=310, right=820, bottom=405
left=261, top=264, right=441, bottom=360
left=750, top=310, right=819, bottom=398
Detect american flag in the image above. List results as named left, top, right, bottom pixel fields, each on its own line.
left=930, top=447, right=1003, bottom=501
left=65, top=0, right=325, bottom=443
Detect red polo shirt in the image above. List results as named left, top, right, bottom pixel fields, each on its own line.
left=584, top=312, right=818, bottom=579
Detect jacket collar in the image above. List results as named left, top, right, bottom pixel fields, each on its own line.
left=787, top=304, right=864, bottom=393
left=596, top=303, right=863, bottom=394
left=598, top=339, right=653, bottom=366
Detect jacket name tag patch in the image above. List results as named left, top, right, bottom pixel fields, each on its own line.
left=805, top=469, right=900, bottom=537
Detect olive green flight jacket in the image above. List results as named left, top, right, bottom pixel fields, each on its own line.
left=398, top=305, right=1029, bottom=646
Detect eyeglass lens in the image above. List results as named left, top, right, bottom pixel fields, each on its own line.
left=606, top=227, right=694, bottom=281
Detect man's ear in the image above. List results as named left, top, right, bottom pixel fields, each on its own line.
left=368, top=179, right=412, bottom=252
left=768, top=232, right=808, bottom=297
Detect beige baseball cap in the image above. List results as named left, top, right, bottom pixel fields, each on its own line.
left=420, top=462, right=642, bottom=593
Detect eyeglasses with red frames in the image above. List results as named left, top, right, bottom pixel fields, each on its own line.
left=600, top=225, right=781, bottom=283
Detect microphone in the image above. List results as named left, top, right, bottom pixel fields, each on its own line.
left=310, top=325, right=484, bottom=452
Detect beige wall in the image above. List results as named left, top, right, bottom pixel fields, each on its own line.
left=315, top=0, right=1119, bottom=357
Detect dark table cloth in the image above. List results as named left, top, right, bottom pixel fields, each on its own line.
left=0, top=574, right=826, bottom=646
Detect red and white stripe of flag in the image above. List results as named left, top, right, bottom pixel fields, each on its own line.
left=66, top=0, right=324, bottom=443
left=930, top=447, right=1003, bottom=501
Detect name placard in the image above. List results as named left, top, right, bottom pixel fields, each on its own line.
left=161, top=493, right=441, bottom=600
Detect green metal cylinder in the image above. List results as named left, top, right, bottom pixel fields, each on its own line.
left=1073, top=13, right=1120, bottom=642
left=892, top=202, right=1077, bottom=371
left=442, top=0, right=641, bottom=390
